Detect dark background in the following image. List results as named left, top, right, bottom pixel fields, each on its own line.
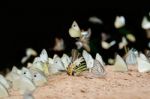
left=1, top=4, right=150, bottom=70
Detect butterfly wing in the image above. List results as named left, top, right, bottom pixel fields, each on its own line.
left=0, top=74, right=10, bottom=89
left=40, top=49, right=48, bottom=63
left=90, top=60, right=106, bottom=77
left=0, top=82, right=9, bottom=98
left=31, top=70, right=47, bottom=87
left=95, top=53, right=105, bottom=66
left=82, top=50, right=94, bottom=69
left=113, top=54, right=128, bottom=72
left=69, top=21, right=81, bottom=38
left=137, top=57, right=150, bottom=73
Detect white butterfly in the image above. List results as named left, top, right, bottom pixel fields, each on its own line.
left=31, top=49, right=49, bottom=75
left=0, top=82, right=9, bottom=98
left=31, top=60, right=44, bottom=72
left=5, top=66, right=22, bottom=82
left=82, top=50, right=94, bottom=69
left=21, top=67, right=32, bottom=80
left=32, top=49, right=48, bottom=63
left=75, top=41, right=83, bottom=49
left=101, top=40, right=116, bottom=49
left=69, top=21, right=81, bottom=38
left=61, top=54, right=71, bottom=69
left=139, top=52, right=149, bottom=62
left=21, top=48, right=37, bottom=64
left=48, top=57, right=54, bottom=65
left=39, top=49, right=49, bottom=63
left=141, top=16, right=150, bottom=29
left=88, top=16, right=103, bottom=24
left=125, top=48, right=138, bottom=65
left=113, top=54, right=128, bottom=72
left=95, top=53, right=105, bottom=66
left=137, top=57, right=150, bottom=73
left=49, top=56, right=65, bottom=74
left=0, top=74, right=10, bottom=89
left=90, top=60, right=106, bottom=78
left=12, top=75, right=36, bottom=94
left=53, top=38, right=65, bottom=51
left=142, top=16, right=150, bottom=38
left=114, top=16, right=125, bottom=29
left=31, top=69, right=47, bottom=87
left=119, top=37, right=128, bottom=49
left=76, top=28, right=92, bottom=52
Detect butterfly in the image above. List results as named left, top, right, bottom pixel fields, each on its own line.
left=113, top=54, right=128, bottom=72
left=90, top=60, right=106, bottom=78
left=88, top=16, right=103, bottom=24
left=61, top=53, right=71, bottom=69
left=31, top=69, right=47, bottom=87
left=95, top=53, right=105, bottom=67
left=141, top=16, right=150, bottom=38
left=137, top=56, right=150, bottom=73
left=31, top=49, right=49, bottom=76
left=139, top=52, right=149, bottom=62
left=118, top=37, right=128, bottom=49
left=141, top=16, right=150, bottom=30
left=125, top=48, right=138, bottom=65
left=67, top=49, right=86, bottom=76
left=0, top=82, right=9, bottom=98
left=49, top=55, right=65, bottom=74
left=0, top=74, right=10, bottom=89
left=12, top=74, right=36, bottom=94
left=114, top=16, right=125, bottom=29
left=53, top=38, right=65, bottom=51
left=21, top=48, right=37, bottom=64
left=21, top=67, right=32, bottom=80
left=82, top=50, right=94, bottom=69
left=75, top=28, right=92, bottom=52
left=101, top=40, right=116, bottom=49
left=69, top=21, right=81, bottom=38
left=126, top=33, right=136, bottom=42
left=5, top=66, right=22, bottom=82
left=39, top=49, right=49, bottom=63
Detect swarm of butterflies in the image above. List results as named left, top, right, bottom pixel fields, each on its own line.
left=1, top=13, right=150, bottom=98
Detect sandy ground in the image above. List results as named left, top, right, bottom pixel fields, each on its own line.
left=3, top=65, right=150, bottom=99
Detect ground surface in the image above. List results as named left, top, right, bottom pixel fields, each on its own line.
left=3, top=65, right=150, bottom=99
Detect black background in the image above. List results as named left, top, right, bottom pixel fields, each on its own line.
left=1, top=2, right=150, bottom=70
